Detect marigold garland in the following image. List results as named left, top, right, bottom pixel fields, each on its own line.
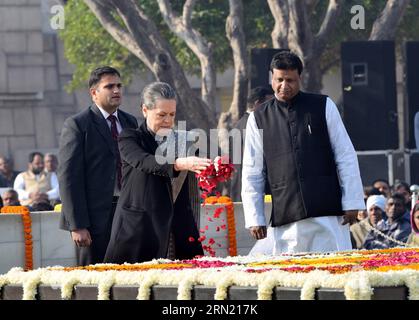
left=1, top=206, right=33, bottom=270
left=195, top=156, right=236, bottom=257
left=225, top=201, right=237, bottom=256
left=46, top=248, right=419, bottom=274
left=202, top=196, right=237, bottom=256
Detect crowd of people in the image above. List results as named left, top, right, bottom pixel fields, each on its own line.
left=350, top=179, right=419, bottom=249
left=0, top=153, right=59, bottom=212
left=0, top=52, right=418, bottom=268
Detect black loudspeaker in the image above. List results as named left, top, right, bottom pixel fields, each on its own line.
left=341, top=41, right=399, bottom=151
left=405, top=42, right=419, bottom=149
left=410, top=152, right=419, bottom=184
left=357, top=154, right=389, bottom=186
left=249, top=48, right=282, bottom=89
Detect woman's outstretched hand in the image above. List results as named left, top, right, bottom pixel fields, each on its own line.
left=174, top=156, right=211, bottom=174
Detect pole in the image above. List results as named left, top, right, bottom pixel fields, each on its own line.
left=410, top=184, right=419, bottom=208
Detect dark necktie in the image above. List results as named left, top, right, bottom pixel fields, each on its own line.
left=107, top=114, right=122, bottom=190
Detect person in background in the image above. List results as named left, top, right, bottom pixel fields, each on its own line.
left=350, top=195, right=386, bottom=249
left=13, top=152, right=60, bottom=206
left=1, top=189, right=21, bottom=207
left=44, top=153, right=61, bottom=206
left=407, top=201, right=419, bottom=246
left=363, top=193, right=411, bottom=249
left=372, top=178, right=391, bottom=198
left=30, top=201, right=54, bottom=212
left=229, top=86, right=274, bottom=202
left=393, top=180, right=412, bottom=212
left=0, top=156, right=20, bottom=188
left=357, top=186, right=383, bottom=221
left=44, top=153, right=59, bottom=174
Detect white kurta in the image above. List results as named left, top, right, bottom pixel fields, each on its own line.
left=242, top=96, right=365, bottom=254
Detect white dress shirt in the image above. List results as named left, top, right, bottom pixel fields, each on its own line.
left=96, top=105, right=122, bottom=134
left=242, top=96, right=365, bottom=254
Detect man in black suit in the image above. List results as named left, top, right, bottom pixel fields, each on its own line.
left=229, top=86, right=273, bottom=202
left=58, top=66, right=138, bottom=266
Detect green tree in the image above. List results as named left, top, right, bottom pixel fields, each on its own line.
left=61, top=0, right=267, bottom=92
left=60, top=0, right=418, bottom=129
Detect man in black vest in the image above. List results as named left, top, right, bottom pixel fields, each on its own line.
left=242, top=51, right=365, bottom=254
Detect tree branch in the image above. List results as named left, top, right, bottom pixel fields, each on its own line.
left=267, top=0, right=289, bottom=48
left=219, top=0, right=248, bottom=155
left=307, top=0, right=319, bottom=13
left=314, top=0, right=342, bottom=54
left=157, top=0, right=216, bottom=109
left=288, top=0, right=313, bottom=60
left=369, top=0, right=410, bottom=40
left=182, top=0, right=196, bottom=29
left=225, top=0, right=248, bottom=122
left=83, top=0, right=152, bottom=69
left=84, top=0, right=216, bottom=130
left=320, top=56, right=340, bottom=74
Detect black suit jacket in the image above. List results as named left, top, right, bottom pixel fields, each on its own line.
left=104, top=121, right=203, bottom=263
left=58, top=104, right=138, bottom=234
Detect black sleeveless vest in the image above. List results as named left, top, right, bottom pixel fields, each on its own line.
left=253, top=91, right=343, bottom=227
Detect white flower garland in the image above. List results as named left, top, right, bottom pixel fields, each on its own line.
left=1, top=250, right=419, bottom=300
left=1, top=268, right=418, bottom=301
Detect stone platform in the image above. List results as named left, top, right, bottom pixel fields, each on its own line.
left=0, top=284, right=409, bottom=300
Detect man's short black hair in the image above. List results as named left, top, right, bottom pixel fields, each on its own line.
left=363, top=186, right=382, bottom=197
left=394, top=180, right=410, bottom=192
left=372, top=178, right=390, bottom=186
left=88, top=66, right=121, bottom=89
left=30, top=201, right=54, bottom=212
left=29, top=152, right=44, bottom=163
left=247, top=86, right=274, bottom=104
left=270, top=50, right=303, bottom=75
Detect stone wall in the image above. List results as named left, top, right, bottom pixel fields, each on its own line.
left=0, top=0, right=72, bottom=170
left=0, top=0, right=149, bottom=171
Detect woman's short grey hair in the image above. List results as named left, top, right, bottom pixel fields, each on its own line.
left=141, top=82, right=177, bottom=109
